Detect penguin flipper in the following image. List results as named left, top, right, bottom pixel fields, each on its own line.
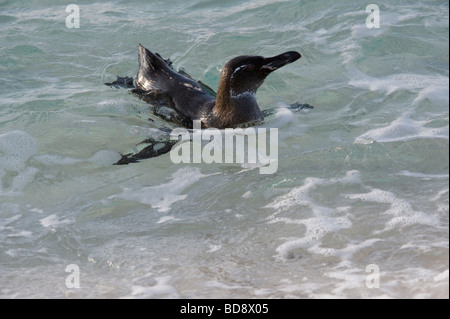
left=105, top=76, right=135, bottom=89
left=289, top=102, right=314, bottom=111
left=114, top=138, right=178, bottom=165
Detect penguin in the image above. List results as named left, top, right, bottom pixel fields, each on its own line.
left=106, top=44, right=312, bottom=164
left=133, top=44, right=301, bottom=129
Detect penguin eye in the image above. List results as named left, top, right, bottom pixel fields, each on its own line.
left=244, top=64, right=255, bottom=71
left=231, top=64, right=255, bottom=79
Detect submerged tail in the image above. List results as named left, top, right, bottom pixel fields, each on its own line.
left=137, top=44, right=172, bottom=70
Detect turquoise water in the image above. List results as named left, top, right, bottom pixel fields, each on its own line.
left=0, top=0, right=448, bottom=298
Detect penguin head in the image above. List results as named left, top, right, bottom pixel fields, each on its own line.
left=220, top=51, right=301, bottom=97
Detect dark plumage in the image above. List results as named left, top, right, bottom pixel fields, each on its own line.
left=134, top=44, right=301, bottom=129
left=106, top=44, right=312, bottom=164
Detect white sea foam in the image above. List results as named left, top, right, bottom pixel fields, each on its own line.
left=110, top=167, right=206, bottom=212
left=0, top=213, right=22, bottom=232
left=266, top=170, right=361, bottom=211
left=207, top=244, right=222, bottom=253
left=349, top=71, right=449, bottom=102
left=30, top=208, right=44, bottom=214
left=242, top=190, right=252, bottom=198
left=39, top=214, right=72, bottom=228
left=266, top=171, right=361, bottom=260
left=124, top=276, right=179, bottom=299
left=266, top=167, right=443, bottom=265
left=6, top=229, right=32, bottom=238
left=156, top=216, right=178, bottom=224
left=347, top=188, right=439, bottom=232
left=396, top=170, right=449, bottom=180
left=354, top=111, right=449, bottom=144
left=434, top=270, right=449, bottom=282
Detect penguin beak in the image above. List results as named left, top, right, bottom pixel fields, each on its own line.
left=261, top=51, right=301, bottom=72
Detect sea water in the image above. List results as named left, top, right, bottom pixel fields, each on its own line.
left=0, top=0, right=448, bottom=298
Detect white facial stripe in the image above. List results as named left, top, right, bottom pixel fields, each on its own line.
left=231, top=64, right=249, bottom=79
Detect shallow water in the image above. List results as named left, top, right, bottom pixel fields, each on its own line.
left=0, top=0, right=448, bottom=298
